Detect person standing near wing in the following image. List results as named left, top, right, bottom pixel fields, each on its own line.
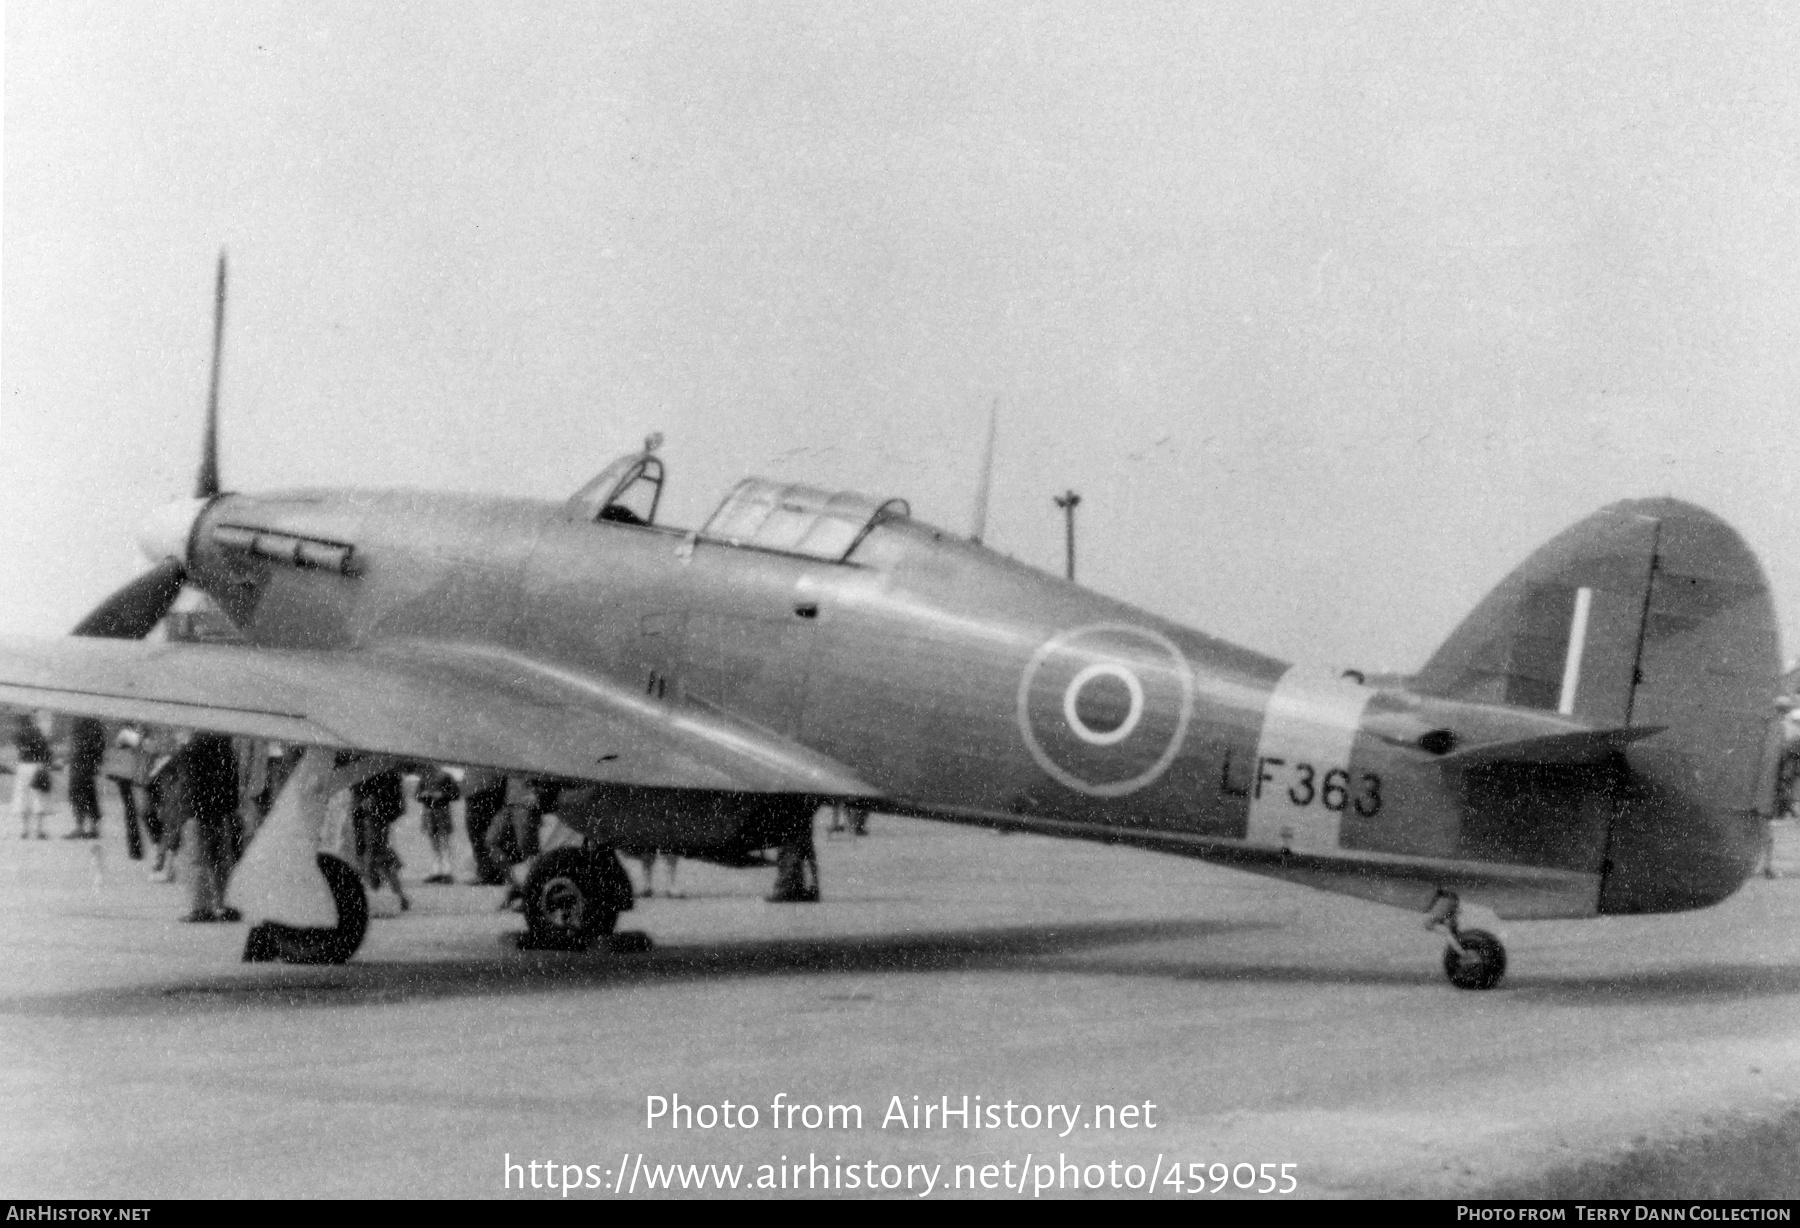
left=414, top=765, right=461, bottom=884
left=11, top=714, right=53, bottom=841
left=160, top=731, right=242, bottom=923
left=462, top=766, right=509, bottom=885
left=354, top=767, right=411, bottom=912
left=65, top=719, right=105, bottom=841
left=103, top=725, right=160, bottom=861
left=767, top=814, right=820, bottom=904
left=487, top=777, right=544, bottom=911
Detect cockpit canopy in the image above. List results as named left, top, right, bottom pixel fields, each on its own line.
left=566, top=451, right=908, bottom=564
left=701, top=479, right=909, bottom=563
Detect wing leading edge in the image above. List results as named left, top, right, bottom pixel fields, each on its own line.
left=0, top=636, right=874, bottom=797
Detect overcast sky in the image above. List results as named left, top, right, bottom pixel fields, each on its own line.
left=4, top=2, right=1797, bottom=671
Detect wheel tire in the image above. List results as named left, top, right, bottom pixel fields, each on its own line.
left=523, top=848, right=629, bottom=951
left=245, top=854, right=370, bottom=966
left=1442, top=928, right=1507, bottom=990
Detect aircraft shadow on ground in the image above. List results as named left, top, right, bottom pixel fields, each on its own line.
left=9, top=918, right=1800, bottom=1016
left=1037, top=956, right=1800, bottom=1000
left=1501, top=963, right=1800, bottom=1006
left=8, top=916, right=1272, bottom=1016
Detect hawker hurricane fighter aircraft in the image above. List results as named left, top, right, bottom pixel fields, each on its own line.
left=0, top=264, right=1782, bottom=987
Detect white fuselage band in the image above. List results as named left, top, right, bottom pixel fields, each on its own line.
left=1244, top=668, right=1375, bottom=853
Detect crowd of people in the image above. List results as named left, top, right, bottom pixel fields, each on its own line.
left=3, top=711, right=835, bottom=922
left=5, top=715, right=291, bottom=922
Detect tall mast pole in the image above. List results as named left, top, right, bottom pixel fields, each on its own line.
left=1053, top=489, right=1081, bottom=582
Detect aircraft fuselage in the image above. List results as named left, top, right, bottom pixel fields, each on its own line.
left=179, top=485, right=1772, bottom=924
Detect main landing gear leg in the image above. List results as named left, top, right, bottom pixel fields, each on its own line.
left=1426, top=891, right=1507, bottom=991
left=230, top=747, right=388, bottom=965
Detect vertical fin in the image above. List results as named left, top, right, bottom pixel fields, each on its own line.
left=1416, top=498, right=1782, bottom=914
left=1414, top=503, right=1660, bottom=726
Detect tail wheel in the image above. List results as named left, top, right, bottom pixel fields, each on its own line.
left=243, top=854, right=370, bottom=966
left=523, top=847, right=632, bottom=951
left=1442, top=928, right=1507, bottom=990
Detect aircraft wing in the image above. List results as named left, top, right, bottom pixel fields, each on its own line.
left=0, top=636, right=874, bottom=796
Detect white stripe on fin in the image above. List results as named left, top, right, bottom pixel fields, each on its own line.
left=1557, top=586, right=1593, bottom=717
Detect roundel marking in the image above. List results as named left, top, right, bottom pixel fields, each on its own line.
left=1062, top=663, right=1145, bottom=746
left=1016, top=622, right=1194, bottom=798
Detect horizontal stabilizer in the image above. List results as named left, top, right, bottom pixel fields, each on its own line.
left=1435, top=724, right=1664, bottom=768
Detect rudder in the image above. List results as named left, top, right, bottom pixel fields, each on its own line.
left=1624, top=498, right=1782, bottom=817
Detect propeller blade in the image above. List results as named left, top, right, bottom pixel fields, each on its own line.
left=65, top=557, right=186, bottom=819
left=196, top=250, right=227, bottom=499
left=63, top=255, right=226, bottom=766
left=70, top=557, right=187, bottom=640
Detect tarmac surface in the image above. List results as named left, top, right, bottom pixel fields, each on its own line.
left=2, top=782, right=1799, bottom=1200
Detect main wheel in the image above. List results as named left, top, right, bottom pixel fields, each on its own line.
left=242, top=854, right=370, bottom=965
left=522, top=847, right=632, bottom=951
left=1442, top=928, right=1507, bottom=990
